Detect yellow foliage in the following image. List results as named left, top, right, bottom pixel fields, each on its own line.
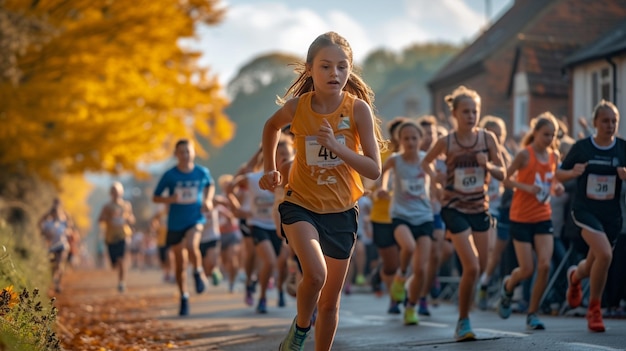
left=59, top=175, right=93, bottom=233
left=0, top=0, right=233, bottom=181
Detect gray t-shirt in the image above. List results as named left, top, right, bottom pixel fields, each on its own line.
left=390, top=152, right=434, bottom=226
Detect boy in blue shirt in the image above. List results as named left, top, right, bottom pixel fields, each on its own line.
left=153, top=139, right=215, bottom=316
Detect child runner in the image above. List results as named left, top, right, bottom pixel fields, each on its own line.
left=478, top=115, right=513, bottom=310
left=379, top=120, right=434, bottom=325
left=97, top=182, right=136, bottom=292
left=497, top=112, right=560, bottom=330
left=556, top=100, right=626, bottom=332
left=152, top=139, right=214, bottom=316
left=371, top=116, right=406, bottom=313
left=421, top=86, right=505, bottom=341
left=258, top=31, right=384, bottom=351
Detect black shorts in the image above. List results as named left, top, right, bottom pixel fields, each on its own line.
left=279, top=201, right=357, bottom=260
left=572, top=209, right=622, bottom=243
left=239, top=218, right=251, bottom=238
left=158, top=245, right=169, bottom=264
left=440, top=207, right=492, bottom=234
left=252, top=226, right=283, bottom=256
left=372, top=221, right=396, bottom=249
left=166, top=223, right=202, bottom=247
left=510, top=220, right=554, bottom=243
left=391, top=218, right=434, bottom=240
left=107, top=240, right=126, bottom=266
left=200, top=239, right=220, bottom=257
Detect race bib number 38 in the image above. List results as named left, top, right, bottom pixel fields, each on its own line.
left=586, top=174, right=616, bottom=200
left=305, top=135, right=345, bottom=167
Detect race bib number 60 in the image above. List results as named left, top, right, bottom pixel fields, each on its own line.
left=305, top=135, right=345, bottom=167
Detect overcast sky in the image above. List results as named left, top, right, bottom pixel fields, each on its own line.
left=190, top=0, right=513, bottom=85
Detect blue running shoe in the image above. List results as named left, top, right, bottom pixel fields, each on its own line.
left=279, top=317, right=309, bottom=351
left=497, top=277, right=513, bottom=319
left=179, top=295, right=189, bottom=316
left=454, top=318, right=476, bottom=342
left=388, top=301, right=401, bottom=314
left=211, top=269, right=222, bottom=286
left=418, top=298, right=430, bottom=316
left=278, top=291, right=286, bottom=307
left=256, top=297, right=267, bottom=314
left=526, top=313, right=545, bottom=330
left=193, top=271, right=206, bottom=294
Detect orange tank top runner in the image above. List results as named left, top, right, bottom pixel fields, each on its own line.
left=285, top=91, right=364, bottom=214
left=509, top=145, right=558, bottom=223
left=443, top=129, right=490, bottom=214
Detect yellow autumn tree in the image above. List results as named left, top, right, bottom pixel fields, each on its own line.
left=0, top=0, right=235, bottom=181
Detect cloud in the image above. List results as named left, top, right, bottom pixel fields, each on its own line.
left=193, top=0, right=490, bottom=85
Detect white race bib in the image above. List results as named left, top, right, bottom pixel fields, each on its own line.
left=175, top=186, right=199, bottom=204
left=454, top=167, right=485, bottom=193
left=400, top=177, right=426, bottom=198
left=305, top=135, right=345, bottom=167
left=586, top=174, right=616, bottom=200
left=535, top=172, right=553, bottom=204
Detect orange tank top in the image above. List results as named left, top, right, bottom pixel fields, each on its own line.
left=284, top=92, right=364, bottom=213
left=370, top=148, right=393, bottom=223
left=509, top=145, right=557, bottom=223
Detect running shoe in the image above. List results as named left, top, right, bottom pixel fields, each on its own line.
left=390, top=276, right=407, bottom=302
left=344, top=282, right=352, bottom=295
left=279, top=317, right=309, bottom=351
left=430, top=277, right=441, bottom=299
left=245, top=284, right=254, bottom=306
left=454, top=318, right=476, bottom=342
left=179, top=295, right=189, bottom=316
left=388, top=300, right=401, bottom=314
left=193, top=271, right=206, bottom=294
left=278, top=290, right=286, bottom=307
left=118, top=282, right=126, bottom=293
left=566, top=265, right=582, bottom=308
left=526, top=313, right=545, bottom=330
left=211, top=269, right=222, bottom=287
left=497, top=277, right=513, bottom=319
left=478, top=285, right=488, bottom=310
left=404, top=305, right=419, bottom=325
left=256, top=297, right=267, bottom=314
left=586, top=301, right=605, bottom=332
left=418, top=298, right=431, bottom=316
left=355, top=274, right=366, bottom=286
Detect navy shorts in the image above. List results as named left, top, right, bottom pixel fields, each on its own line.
left=279, top=201, right=357, bottom=260
left=252, top=226, right=282, bottom=256
left=239, top=218, right=251, bottom=238
left=572, top=209, right=622, bottom=243
left=433, top=213, right=445, bottom=231
left=372, top=221, right=396, bottom=248
left=510, top=220, right=553, bottom=243
left=496, top=208, right=511, bottom=241
left=200, top=239, right=220, bottom=257
left=167, top=223, right=202, bottom=247
left=391, top=218, right=434, bottom=240
left=440, top=207, right=492, bottom=234
left=107, top=240, right=126, bottom=266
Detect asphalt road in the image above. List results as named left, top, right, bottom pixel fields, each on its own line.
left=60, top=268, right=626, bottom=351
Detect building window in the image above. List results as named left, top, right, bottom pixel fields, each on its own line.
left=591, top=66, right=612, bottom=106
left=514, top=94, right=528, bottom=137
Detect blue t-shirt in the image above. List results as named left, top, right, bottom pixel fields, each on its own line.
left=153, top=165, right=213, bottom=231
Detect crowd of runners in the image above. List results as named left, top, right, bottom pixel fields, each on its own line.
left=38, top=31, right=626, bottom=350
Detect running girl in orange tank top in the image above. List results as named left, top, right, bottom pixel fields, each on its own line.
left=497, top=112, right=561, bottom=330
left=258, top=32, right=385, bottom=351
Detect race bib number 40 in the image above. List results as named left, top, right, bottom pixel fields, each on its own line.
left=305, top=135, right=345, bottom=167
left=586, top=174, right=616, bottom=200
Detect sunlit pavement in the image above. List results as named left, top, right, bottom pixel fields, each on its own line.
left=65, top=268, right=626, bottom=351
